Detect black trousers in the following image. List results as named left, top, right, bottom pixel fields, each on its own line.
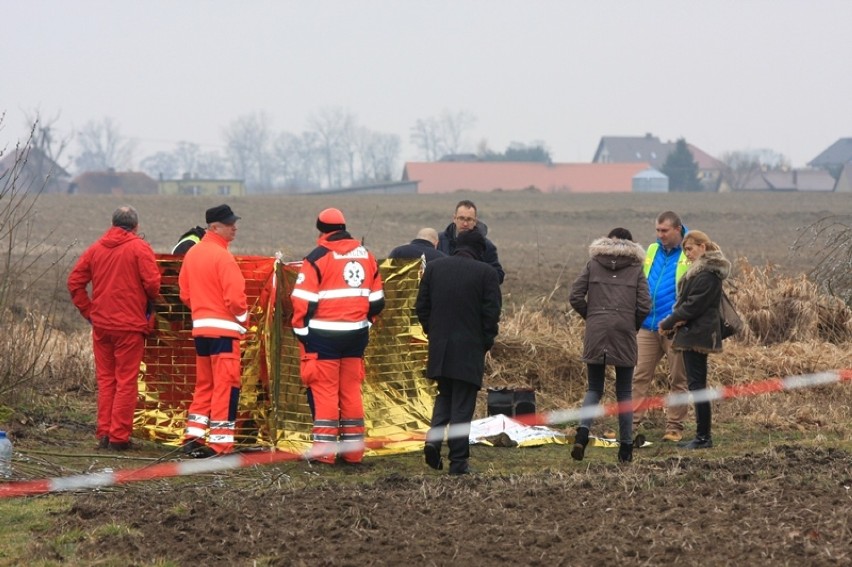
left=425, top=377, right=478, bottom=470
left=682, top=350, right=711, bottom=438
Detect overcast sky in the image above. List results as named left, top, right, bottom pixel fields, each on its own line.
left=3, top=0, right=851, bottom=170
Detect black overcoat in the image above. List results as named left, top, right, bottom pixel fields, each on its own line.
left=437, top=221, right=505, bottom=284
left=415, top=253, right=502, bottom=387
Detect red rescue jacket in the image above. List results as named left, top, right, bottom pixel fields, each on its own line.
left=179, top=231, right=248, bottom=338
left=67, top=226, right=161, bottom=333
left=291, top=231, right=384, bottom=339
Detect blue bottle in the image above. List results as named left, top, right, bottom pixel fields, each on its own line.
left=0, top=431, right=12, bottom=478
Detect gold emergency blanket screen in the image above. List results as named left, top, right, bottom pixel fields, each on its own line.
left=138, top=255, right=434, bottom=456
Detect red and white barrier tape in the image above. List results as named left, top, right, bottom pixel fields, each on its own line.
left=1, top=368, right=850, bottom=498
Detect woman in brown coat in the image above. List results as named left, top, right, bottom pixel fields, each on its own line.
left=569, top=228, right=651, bottom=463
left=659, top=230, right=730, bottom=450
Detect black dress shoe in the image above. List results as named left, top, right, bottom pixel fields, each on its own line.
left=424, top=444, right=443, bottom=470
left=107, top=440, right=134, bottom=451
left=448, top=462, right=472, bottom=475
left=679, top=436, right=713, bottom=449
left=182, top=438, right=202, bottom=455
left=187, top=445, right=217, bottom=459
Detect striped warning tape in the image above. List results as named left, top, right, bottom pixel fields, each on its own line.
left=1, top=368, right=849, bottom=498
left=0, top=449, right=305, bottom=498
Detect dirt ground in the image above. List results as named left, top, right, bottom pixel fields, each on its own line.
left=26, top=444, right=852, bottom=566
left=10, top=192, right=852, bottom=565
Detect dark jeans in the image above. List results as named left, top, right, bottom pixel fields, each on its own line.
left=682, top=350, right=711, bottom=438
left=425, top=378, right=478, bottom=471
left=580, top=364, right=633, bottom=444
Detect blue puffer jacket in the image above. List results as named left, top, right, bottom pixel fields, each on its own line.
left=641, top=227, right=688, bottom=332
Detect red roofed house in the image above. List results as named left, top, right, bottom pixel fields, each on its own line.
left=70, top=169, right=158, bottom=195
left=593, top=134, right=726, bottom=191
left=402, top=162, right=653, bottom=194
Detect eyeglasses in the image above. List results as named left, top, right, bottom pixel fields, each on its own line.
left=455, top=216, right=477, bottom=224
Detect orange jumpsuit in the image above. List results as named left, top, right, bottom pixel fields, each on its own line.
left=291, top=231, right=384, bottom=463
left=179, top=231, right=248, bottom=454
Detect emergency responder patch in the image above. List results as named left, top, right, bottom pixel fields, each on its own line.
left=343, top=261, right=366, bottom=288
left=296, top=273, right=306, bottom=284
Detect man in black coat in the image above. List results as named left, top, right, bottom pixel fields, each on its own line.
left=388, top=227, right=446, bottom=263
left=437, top=200, right=505, bottom=284
left=415, top=227, right=502, bottom=475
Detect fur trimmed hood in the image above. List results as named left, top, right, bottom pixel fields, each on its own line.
left=682, top=249, right=731, bottom=281
left=589, top=237, right=645, bottom=271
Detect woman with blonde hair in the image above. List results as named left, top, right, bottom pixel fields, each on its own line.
left=658, top=230, right=730, bottom=449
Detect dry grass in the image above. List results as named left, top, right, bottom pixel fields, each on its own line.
left=4, top=192, right=851, bottom=430
left=482, top=262, right=852, bottom=430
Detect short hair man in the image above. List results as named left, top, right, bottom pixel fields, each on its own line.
left=68, top=205, right=162, bottom=451
left=416, top=227, right=502, bottom=475
left=633, top=211, right=690, bottom=442
left=179, top=204, right=249, bottom=458
left=291, top=208, right=385, bottom=465
left=388, top=227, right=447, bottom=263
left=437, top=200, right=505, bottom=284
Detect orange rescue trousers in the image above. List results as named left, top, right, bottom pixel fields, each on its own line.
left=183, top=337, right=241, bottom=454
left=306, top=357, right=366, bottom=464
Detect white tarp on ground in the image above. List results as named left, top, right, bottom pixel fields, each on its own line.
left=468, top=414, right=566, bottom=447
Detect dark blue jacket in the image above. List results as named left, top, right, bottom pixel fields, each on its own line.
left=438, top=221, right=505, bottom=284
left=388, top=238, right=446, bottom=263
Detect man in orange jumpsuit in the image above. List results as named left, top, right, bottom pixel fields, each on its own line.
left=68, top=206, right=161, bottom=451
left=291, top=208, right=385, bottom=465
left=179, top=204, right=248, bottom=458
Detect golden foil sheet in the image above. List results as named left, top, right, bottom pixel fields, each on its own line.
left=137, top=255, right=436, bottom=456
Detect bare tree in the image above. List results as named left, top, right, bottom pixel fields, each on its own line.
left=173, top=141, right=200, bottom=176
left=196, top=149, right=228, bottom=179
left=438, top=109, right=477, bottom=157
left=139, top=151, right=180, bottom=180
left=271, top=131, right=323, bottom=192
left=410, top=116, right=443, bottom=161
left=355, top=128, right=400, bottom=182
left=309, top=107, right=356, bottom=188
left=719, top=151, right=762, bottom=191
left=223, top=112, right=274, bottom=192
left=0, top=117, right=74, bottom=400
left=410, top=109, right=477, bottom=161
left=140, top=142, right=228, bottom=180
left=22, top=110, right=73, bottom=193
left=75, top=117, right=136, bottom=172
left=793, top=215, right=852, bottom=306
left=720, top=149, right=791, bottom=191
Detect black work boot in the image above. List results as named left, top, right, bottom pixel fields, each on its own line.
left=679, top=435, right=713, bottom=449
left=618, top=442, right=633, bottom=463
left=571, top=427, right=589, bottom=461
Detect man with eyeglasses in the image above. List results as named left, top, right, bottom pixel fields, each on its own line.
left=437, top=200, right=505, bottom=284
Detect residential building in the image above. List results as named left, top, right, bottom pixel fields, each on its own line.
left=71, top=170, right=157, bottom=195
left=808, top=138, right=852, bottom=179
left=736, top=168, right=836, bottom=192
left=158, top=177, right=247, bottom=196
left=402, top=162, right=652, bottom=194
left=0, top=146, right=70, bottom=194
left=593, top=133, right=725, bottom=191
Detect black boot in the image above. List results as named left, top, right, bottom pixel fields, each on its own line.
left=679, top=435, right=713, bottom=449
left=571, top=427, right=589, bottom=461
left=618, top=442, right=633, bottom=463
